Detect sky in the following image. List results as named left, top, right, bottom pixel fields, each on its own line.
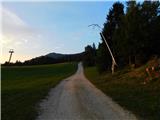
left=0, top=1, right=121, bottom=63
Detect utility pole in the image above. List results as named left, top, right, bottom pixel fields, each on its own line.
left=8, top=49, right=14, bottom=63
left=88, top=24, right=117, bottom=74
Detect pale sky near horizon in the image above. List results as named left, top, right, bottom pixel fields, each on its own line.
left=0, top=1, right=125, bottom=63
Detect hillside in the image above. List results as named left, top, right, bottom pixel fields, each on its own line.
left=84, top=59, right=160, bottom=120
left=46, top=52, right=65, bottom=59
left=3, top=52, right=85, bottom=66
left=46, top=52, right=85, bottom=61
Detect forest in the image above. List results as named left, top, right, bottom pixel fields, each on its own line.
left=84, top=1, right=160, bottom=73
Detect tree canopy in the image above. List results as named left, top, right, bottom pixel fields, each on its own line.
left=96, top=1, right=160, bottom=72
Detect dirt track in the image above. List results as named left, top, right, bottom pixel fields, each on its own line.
left=36, top=62, right=137, bottom=120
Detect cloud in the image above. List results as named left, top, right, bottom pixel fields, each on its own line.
left=2, top=6, right=27, bottom=28
left=2, top=7, right=39, bottom=47
left=1, top=6, right=48, bottom=62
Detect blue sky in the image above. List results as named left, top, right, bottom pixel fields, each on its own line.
left=1, top=1, right=125, bottom=63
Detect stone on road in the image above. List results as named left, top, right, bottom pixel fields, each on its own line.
left=36, top=62, right=137, bottom=120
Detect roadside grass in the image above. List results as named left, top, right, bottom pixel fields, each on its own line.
left=84, top=65, right=160, bottom=120
left=1, top=63, right=77, bottom=120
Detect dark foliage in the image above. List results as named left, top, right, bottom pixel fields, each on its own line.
left=96, top=1, right=160, bottom=73
left=83, top=43, right=96, bottom=67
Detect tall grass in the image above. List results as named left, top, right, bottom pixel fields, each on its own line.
left=85, top=66, right=160, bottom=120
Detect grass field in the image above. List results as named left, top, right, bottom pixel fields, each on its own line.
left=1, top=63, right=77, bottom=120
left=85, top=65, right=160, bottom=120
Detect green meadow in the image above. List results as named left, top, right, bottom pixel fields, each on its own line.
left=1, top=63, right=77, bottom=120
left=85, top=65, right=160, bottom=120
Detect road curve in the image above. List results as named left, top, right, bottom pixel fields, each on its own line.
left=36, top=62, right=137, bottom=120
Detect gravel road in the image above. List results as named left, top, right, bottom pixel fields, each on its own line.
left=36, top=62, right=137, bottom=120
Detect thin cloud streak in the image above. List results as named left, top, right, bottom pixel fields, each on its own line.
left=1, top=6, right=54, bottom=63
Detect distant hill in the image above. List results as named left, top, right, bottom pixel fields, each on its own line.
left=46, top=52, right=84, bottom=60
left=3, top=52, right=85, bottom=66
left=46, top=52, right=65, bottom=59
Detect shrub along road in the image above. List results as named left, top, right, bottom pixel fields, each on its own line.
left=36, top=62, right=137, bottom=120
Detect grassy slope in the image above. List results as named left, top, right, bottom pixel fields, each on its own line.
left=2, top=63, right=77, bottom=120
left=85, top=65, right=160, bottom=120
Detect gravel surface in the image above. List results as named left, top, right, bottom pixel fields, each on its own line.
left=36, top=62, right=138, bottom=120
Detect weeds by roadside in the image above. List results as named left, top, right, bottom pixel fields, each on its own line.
left=85, top=61, right=160, bottom=120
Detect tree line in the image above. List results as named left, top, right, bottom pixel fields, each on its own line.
left=83, top=1, right=160, bottom=73
left=3, top=53, right=85, bottom=66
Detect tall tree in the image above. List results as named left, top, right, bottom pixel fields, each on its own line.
left=96, top=1, right=160, bottom=72
left=96, top=43, right=111, bottom=73
left=83, top=45, right=96, bottom=66
left=96, top=2, right=124, bottom=72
